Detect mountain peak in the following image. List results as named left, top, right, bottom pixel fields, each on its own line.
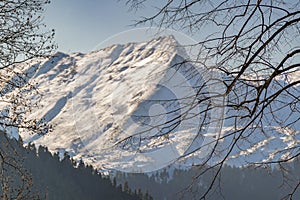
left=10, top=36, right=299, bottom=173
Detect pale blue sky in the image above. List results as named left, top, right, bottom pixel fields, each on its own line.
left=44, top=1, right=151, bottom=53
left=44, top=1, right=299, bottom=56
left=44, top=1, right=201, bottom=54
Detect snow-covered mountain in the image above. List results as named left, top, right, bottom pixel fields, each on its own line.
left=7, top=36, right=300, bottom=173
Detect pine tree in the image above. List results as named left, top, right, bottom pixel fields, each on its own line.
left=112, top=177, right=117, bottom=188
left=123, top=181, right=129, bottom=193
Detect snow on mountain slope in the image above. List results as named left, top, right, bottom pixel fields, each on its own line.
left=15, top=36, right=211, bottom=172
left=9, top=35, right=300, bottom=172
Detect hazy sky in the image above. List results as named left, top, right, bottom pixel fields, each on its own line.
left=44, top=1, right=161, bottom=53
left=44, top=1, right=203, bottom=54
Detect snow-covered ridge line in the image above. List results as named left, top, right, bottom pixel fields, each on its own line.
left=4, top=35, right=299, bottom=173
left=18, top=35, right=198, bottom=171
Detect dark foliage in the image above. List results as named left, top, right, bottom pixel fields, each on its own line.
left=0, top=133, right=141, bottom=200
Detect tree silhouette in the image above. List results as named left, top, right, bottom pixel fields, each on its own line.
left=124, top=0, right=300, bottom=199
left=0, top=0, right=55, bottom=133
left=0, top=0, right=55, bottom=198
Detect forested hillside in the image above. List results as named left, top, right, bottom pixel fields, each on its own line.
left=0, top=133, right=143, bottom=200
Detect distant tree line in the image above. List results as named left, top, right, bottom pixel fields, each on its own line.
left=114, top=161, right=300, bottom=200
left=2, top=130, right=300, bottom=200
left=0, top=132, right=146, bottom=200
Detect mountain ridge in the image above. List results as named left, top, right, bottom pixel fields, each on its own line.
left=3, top=35, right=299, bottom=173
